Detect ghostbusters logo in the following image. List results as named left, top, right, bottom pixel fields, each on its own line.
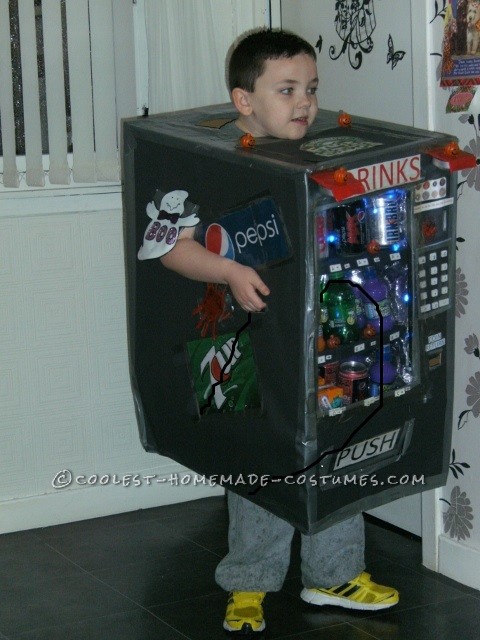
left=137, top=189, right=200, bottom=261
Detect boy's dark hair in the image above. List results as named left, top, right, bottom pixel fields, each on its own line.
left=228, top=29, right=317, bottom=93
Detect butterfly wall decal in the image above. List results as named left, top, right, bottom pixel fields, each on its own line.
left=387, top=34, right=405, bottom=69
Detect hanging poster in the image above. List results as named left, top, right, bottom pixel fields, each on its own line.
left=441, top=0, right=480, bottom=86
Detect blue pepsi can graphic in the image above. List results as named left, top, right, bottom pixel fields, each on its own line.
left=195, top=196, right=292, bottom=269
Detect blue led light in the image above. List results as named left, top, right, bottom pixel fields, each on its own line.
left=327, top=234, right=336, bottom=243
left=403, top=293, right=410, bottom=303
left=392, top=243, right=400, bottom=252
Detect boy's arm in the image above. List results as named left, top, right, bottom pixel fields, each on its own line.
left=160, top=228, right=270, bottom=312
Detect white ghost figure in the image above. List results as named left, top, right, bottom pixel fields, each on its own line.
left=137, top=189, right=199, bottom=261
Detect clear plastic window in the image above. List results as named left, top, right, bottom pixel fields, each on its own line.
left=314, top=187, right=417, bottom=416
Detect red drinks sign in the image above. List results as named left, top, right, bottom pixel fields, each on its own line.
left=350, top=155, right=421, bottom=194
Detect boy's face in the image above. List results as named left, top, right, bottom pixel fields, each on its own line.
left=235, top=53, right=318, bottom=140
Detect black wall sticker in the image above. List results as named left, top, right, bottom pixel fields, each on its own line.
left=386, top=34, right=405, bottom=69
left=449, top=449, right=471, bottom=478
left=329, top=0, right=376, bottom=69
left=430, top=0, right=448, bottom=23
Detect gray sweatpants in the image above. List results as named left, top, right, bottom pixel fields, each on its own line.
left=215, top=491, right=365, bottom=592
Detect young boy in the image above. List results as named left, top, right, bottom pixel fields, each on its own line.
left=162, top=29, right=399, bottom=635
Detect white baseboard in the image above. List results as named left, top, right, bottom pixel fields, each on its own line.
left=438, top=534, right=480, bottom=590
left=1, top=480, right=224, bottom=534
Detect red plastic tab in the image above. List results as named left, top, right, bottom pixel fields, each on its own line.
left=309, top=169, right=366, bottom=202
left=425, top=145, right=477, bottom=172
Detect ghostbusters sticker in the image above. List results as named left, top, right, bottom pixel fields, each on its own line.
left=137, top=189, right=200, bottom=261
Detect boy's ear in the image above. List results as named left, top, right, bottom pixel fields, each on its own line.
left=231, top=88, right=253, bottom=116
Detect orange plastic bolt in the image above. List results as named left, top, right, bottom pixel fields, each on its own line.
left=363, top=324, right=376, bottom=338
left=444, top=141, right=459, bottom=157
left=366, top=239, right=381, bottom=255
left=326, top=335, right=341, bottom=349
left=338, top=112, right=352, bottom=127
left=333, top=167, right=348, bottom=184
left=240, top=133, right=255, bottom=149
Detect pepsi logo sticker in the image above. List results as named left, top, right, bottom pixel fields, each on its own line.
left=204, top=223, right=236, bottom=260
left=197, top=197, right=291, bottom=269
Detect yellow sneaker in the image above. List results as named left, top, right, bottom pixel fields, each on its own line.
left=300, top=572, right=399, bottom=611
left=223, top=591, right=266, bottom=633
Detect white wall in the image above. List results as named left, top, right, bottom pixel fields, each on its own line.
left=281, top=0, right=415, bottom=124
left=426, top=2, right=480, bottom=591
left=0, top=191, right=222, bottom=534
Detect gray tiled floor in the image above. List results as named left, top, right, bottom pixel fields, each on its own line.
left=1, top=496, right=478, bottom=639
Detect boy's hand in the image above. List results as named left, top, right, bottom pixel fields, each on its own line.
left=161, top=234, right=270, bottom=312
left=223, top=261, right=270, bottom=312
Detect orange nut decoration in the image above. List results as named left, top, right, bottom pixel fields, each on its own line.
left=366, top=239, right=381, bottom=255
left=444, top=141, right=459, bottom=157
left=333, top=167, right=348, bottom=184
left=338, top=112, right=352, bottom=127
left=363, top=324, right=376, bottom=338
left=326, top=335, right=341, bottom=349
left=240, top=132, right=255, bottom=149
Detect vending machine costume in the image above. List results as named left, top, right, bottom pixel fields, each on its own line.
left=122, top=105, right=475, bottom=534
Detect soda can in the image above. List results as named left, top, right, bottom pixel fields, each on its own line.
left=366, top=190, right=403, bottom=246
left=318, top=360, right=339, bottom=386
left=333, top=201, right=366, bottom=254
left=339, top=361, right=368, bottom=404
left=316, top=208, right=329, bottom=259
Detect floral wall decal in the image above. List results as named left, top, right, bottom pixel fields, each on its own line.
left=456, top=267, right=469, bottom=317
left=458, top=114, right=480, bottom=190
left=449, top=449, right=471, bottom=478
left=329, top=0, right=377, bottom=69
left=460, top=150, right=480, bottom=191
left=430, top=0, right=448, bottom=23
left=457, top=336, right=480, bottom=428
left=465, top=372, right=480, bottom=417
left=458, top=408, right=471, bottom=430
left=430, top=0, right=448, bottom=80
left=441, top=485, right=474, bottom=540
left=464, top=334, right=480, bottom=359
